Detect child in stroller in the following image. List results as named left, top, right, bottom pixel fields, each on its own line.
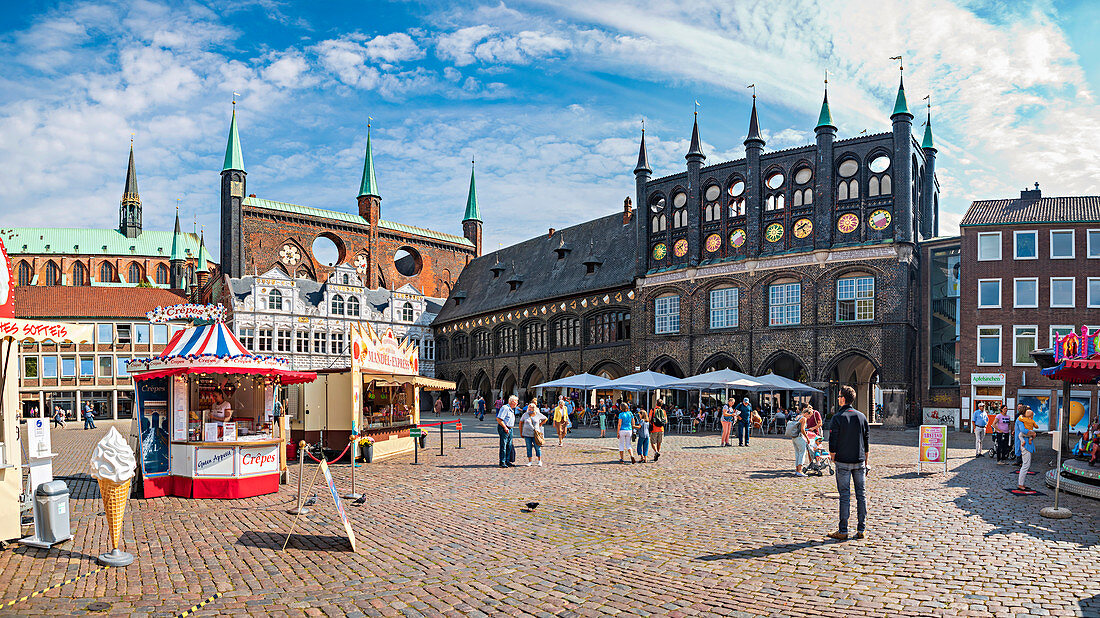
left=805, top=434, right=834, bottom=476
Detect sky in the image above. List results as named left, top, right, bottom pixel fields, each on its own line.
left=1, top=0, right=1098, bottom=264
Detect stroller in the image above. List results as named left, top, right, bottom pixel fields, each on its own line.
left=805, top=434, right=834, bottom=476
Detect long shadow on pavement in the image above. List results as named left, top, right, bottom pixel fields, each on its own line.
left=238, top=531, right=353, bottom=552
left=695, top=539, right=828, bottom=561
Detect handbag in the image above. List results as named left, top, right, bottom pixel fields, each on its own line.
left=533, top=429, right=545, bottom=446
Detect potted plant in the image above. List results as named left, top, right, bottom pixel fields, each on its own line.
left=358, top=435, right=376, bottom=463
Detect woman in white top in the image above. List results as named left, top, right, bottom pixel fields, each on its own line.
left=209, top=390, right=233, bottom=422
left=519, top=403, right=548, bottom=466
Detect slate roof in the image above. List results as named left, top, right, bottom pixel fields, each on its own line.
left=960, top=196, right=1100, bottom=227
left=15, top=286, right=186, bottom=319
left=243, top=196, right=474, bottom=248
left=1, top=227, right=204, bottom=259
left=434, top=212, right=637, bottom=324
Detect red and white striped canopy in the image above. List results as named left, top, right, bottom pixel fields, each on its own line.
left=160, top=322, right=250, bottom=358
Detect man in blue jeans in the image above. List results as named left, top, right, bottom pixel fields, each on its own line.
left=496, top=395, right=517, bottom=468
left=827, top=385, right=869, bottom=540
left=735, top=398, right=753, bottom=446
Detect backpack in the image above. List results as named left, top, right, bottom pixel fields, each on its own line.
left=785, top=419, right=801, bottom=437
left=973, top=410, right=987, bottom=428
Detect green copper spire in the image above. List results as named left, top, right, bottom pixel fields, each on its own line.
left=222, top=107, right=245, bottom=172
left=358, top=124, right=379, bottom=198
left=197, top=230, right=209, bottom=272
left=921, top=99, right=936, bottom=150
left=170, top=208, right=185, bottom=262
left=892, top=75, right=910, bottom=117
left=816, top=90, right=834, bottom=129
left=463, top=160, right=481, bottom=222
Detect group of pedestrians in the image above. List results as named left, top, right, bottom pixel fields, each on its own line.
left=972, top=402, right=1039, bottom=491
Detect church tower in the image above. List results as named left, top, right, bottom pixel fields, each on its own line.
left=220, top=105, right=246, bottom=279
left=921, top=102, right=938, bottom=239
left=891, top=71, right=915, bottom=244
left=685, top=113, right=705, bottom=266
left=356, top=124, right=381, bottom=287
left=169, top=209, right=187, bottom=290
left=633, top=127, right=651, bottom=278
left=813, top=83, right=836, bottom=248
left=119, top=140, right=142, bottom=238
left=744, top=96, right=765, bottom=254
left=462, top=160, right=482, bottom=257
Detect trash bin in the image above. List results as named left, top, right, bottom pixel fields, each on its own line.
left=34, top=480, right=71, bottom=545
left=418, top=434, right=427, bottom=449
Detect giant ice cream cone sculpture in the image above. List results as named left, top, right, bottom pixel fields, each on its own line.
left=89, top=427, right=137, bottom=566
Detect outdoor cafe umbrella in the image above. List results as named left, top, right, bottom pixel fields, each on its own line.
left=752, top=373, right=824, bottom=394
left=602, top=370, right=683, bottom=409
left=533, top=373, right=612, bottom=413
left=665, top=369, right=771, bottom=417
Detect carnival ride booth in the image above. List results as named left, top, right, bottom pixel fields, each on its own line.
left=127, top=323, right=315, bottom=499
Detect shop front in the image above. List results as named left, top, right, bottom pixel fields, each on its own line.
left=127, top=322, right=315, bottom=499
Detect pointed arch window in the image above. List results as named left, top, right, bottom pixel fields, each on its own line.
left=100, top=262, right=116, bottom=283
left=838, top=179, right=858, bottom=201
left=128, top=263, right=142, bottom=284
left=765, top=194, right=785, bottom=211
left=17, top=261, right=32, bottom=286
left=43, top=261, right=59, bottom=286
left=268, top=289, right=284, bottom=311
left=673, top=209, right=687, bottom=228
left=156, top=264, right=169, bottom=285
left=347, top=296, right=360, bottom=317
left=868, top=176, right=880, bottom=197
left=729, top=198, right=745, bottom=217
left=72, top=261, right=88, bottom=286
left=880, top=174, right=892, bottom=194
left=330, top=294, right=344, bottom=315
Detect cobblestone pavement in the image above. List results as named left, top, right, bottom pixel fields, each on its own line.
left=3, top=417, right=1100, bottom=616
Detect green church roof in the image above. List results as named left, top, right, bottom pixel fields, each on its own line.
left=223, top=109, right=245, bottom=172
left=816, top=90, right=835, bottom=128
left=358, top=126, right=379, bottom=198
left=3, top=227, right=202, bottom=260
left=922, top=115, right=936, bottom=150
left=197, top=232, right=210, bottom=272
left=463, top=162, right=481, bottom=222
left=892, top=77, right=910, bottom=116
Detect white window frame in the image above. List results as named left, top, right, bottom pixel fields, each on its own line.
left=97, top=323, right=113, bottom=345
left=769, top=283, right=801, bottom=326
left=976, top=232, right=1001, bottom=261
left=654, top=295, right=680, bottom=335
left=1013, top=230, right=1038, bottom=260
left=1050, top=229, right=1075, bottom=259
left=1088, top=229, right=1100, bottom=259
left=98, top=355, right=113, bottom=377
left=1050, top=277, right=1075, bottom=308
left=1050, top=325, right=1075, bottom=347
left=836, top=276, right=875, bottom=322
left=116, top=357, right=129, bottom=378
left=42, top=356, right=58, bottom=378
left=1013, top=278, right=1038, bottom=308
left=977, top=278, right=1001, bottom=309
left=1089, top=277, right=1100, bottom=308
left=709, top=288, right=739, bottom=330
left=1012, top=325, right=1038, bottom=367
left=976, top=325, right=1002, bottom=367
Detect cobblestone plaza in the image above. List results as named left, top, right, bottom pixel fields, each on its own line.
left=2, top=420, right=1099, bottom=617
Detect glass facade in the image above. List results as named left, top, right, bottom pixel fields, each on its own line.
left=929, top=246, right=960, bottom=387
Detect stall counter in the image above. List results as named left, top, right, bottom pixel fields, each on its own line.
left=169, top=439, right=281, bottom=499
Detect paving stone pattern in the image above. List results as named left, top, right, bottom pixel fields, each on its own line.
left=3, top=419, right=1100, bottom=616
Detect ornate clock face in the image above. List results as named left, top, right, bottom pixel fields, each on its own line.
left=730, top=228, right=746, bottom=248
left=705, top=233, right=722, bottom=253
left=765, top=223, right=784, bottom=243
left=793, top=218, right=813, bottom=239
left=869, top=209, right=892, bottom=231
left=652, top=243, right=667, bottom=260
left=837, top=213, right=860, bottom=234
left=673, top=238, right=688, bottom=257
left=279, top=244, right=300, bottom=265
left=354, top=254, right=368, bottom=274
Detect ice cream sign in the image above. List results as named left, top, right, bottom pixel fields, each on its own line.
left=350, top=322, right=419, bottom=375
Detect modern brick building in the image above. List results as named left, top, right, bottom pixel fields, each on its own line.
left=630, top=77, right=938, bottom=422
left=957, top=187, right=1100, bottom=432
left=217, top=112, right=478, bottom=298
left=14, top=286, right=190, bottom=420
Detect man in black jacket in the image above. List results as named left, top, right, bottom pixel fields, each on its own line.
left=827, top=385, right=868, bottom=540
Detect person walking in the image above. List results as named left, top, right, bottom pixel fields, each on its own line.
left=617, top=403, right=636, bottom=464
left=635, top=406, right=651, bottom=463
left=651, top=400, right=667, bottom=461
left=476, top=395, right=486, bottom=422
left=735, top=398, right=753, bottom=447
left=1013, top=404, right=1026, bottom=467
left=827, top=385, right=869, bottom=541
left=552, top=397, right=570, bottom=447
left=83, top=404, right=97, bottom=429
left=1016, top=406, right=1038, bottom=491
left=519, top=403, right=547, bottom=466
left=720, top=398, right=735, bottom=446
left=791, top=406, right=810, bottom=477
left=52, top=409, right=65, bottom=428
left=972, top=403, right=988, bottom=457
left=992, top=404, right=1013, bottom=464
left=598, top=398, right=608, bottom=438
left=496, top=395, right=518, bottom=468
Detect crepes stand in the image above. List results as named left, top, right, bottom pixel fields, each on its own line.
left=346, top=323, right=453, bottom=461
left=127, top=322, right=315, bottom=499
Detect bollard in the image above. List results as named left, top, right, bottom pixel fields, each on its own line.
left=438, top=421, right=445, bottom=456
left=286, top=440, right=310, bottom=515
left=456, top=420, right=463, bottom=449
left=344, top=435, right=362, bottom=500
left=411, top=427, right=420, bottom=465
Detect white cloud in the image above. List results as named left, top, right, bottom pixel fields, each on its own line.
left=363, top=32, right=424, bottom=63
left=435, top=25, right=570, bottom=66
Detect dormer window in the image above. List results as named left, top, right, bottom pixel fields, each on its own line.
left=554, top=243, right=572, bottom=260
left=507, top=274, right=524, bottom=292
left=490, top=260, right=506, bottom=278
left=452, top=291, right=467, bottom=306
left=583, top=256, right=603, bottom=275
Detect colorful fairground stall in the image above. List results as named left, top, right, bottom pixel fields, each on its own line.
left=295, top=323, right=452, bottom=462
left=127, top=322, right=315, bottom=499
left=1034, top=326, right=1100, bottom=504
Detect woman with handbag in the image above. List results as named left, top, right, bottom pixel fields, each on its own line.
left=552, top=397, right=570, bottom=447
left=519, top=403, right=548, bottom=466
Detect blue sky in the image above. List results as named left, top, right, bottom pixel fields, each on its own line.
left=1, top=0, right=1098, bottom=262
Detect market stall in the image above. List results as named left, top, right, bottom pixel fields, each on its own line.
left=127, top=322, right=315, bottom=499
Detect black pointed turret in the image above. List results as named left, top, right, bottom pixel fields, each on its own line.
left=744, top=96, right=764, bottom=147
left=634, top=129, right=651, bottom=174
left=686, top=114, right=705, bottom=161
left=119, top=142, right=142, bottom=238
